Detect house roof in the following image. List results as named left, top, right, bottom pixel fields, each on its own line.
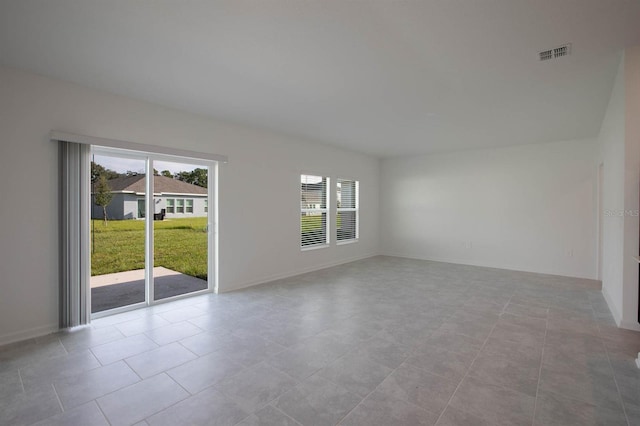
left=100, top=175, right=207, bottom=195
left=301, top=182, right=325, bottom=192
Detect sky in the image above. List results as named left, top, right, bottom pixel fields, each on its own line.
left=93, top=154, right=201, bottom=174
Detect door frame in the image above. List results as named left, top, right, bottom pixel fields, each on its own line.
left=597, top=162, right=604, bottom=281
left=90, top=146, right=218, bottom=319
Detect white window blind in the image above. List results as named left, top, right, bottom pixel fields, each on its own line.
left=337, top=179, right=359, bottom=242
left=301, top=174, right=329, bottom=247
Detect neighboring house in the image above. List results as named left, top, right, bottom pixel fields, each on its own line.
left=301, top=182, right=325, bottom=209
left=91, top=174, right=208, bottom=220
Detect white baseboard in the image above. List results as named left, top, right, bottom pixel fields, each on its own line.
left=0, top=323, right=59, bottom=347
left=601, top=285, right=623, bottom=326
left=619, top=320, right=640, bottom=332
left=221, top=252, right=379, bottom=293
left=381, top=252, right=597, bottom=281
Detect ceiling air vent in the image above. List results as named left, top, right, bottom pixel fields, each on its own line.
left=539, top=43, right=571, bottom=61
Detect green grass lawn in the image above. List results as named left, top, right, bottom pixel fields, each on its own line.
left=301, top=213, right=344, bottom=232
left=93, top=215, right=339, bottom=278
left=301, top=214, right=324, bottom=232
left=91, top=217, right=208, bottom=279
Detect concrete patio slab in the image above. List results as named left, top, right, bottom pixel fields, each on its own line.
left=90, top=267, right=207, bottom=313
left=91, top=267, right=185, bottom=288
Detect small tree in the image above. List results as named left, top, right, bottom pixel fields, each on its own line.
left=94, top=175, right=114, bottom=225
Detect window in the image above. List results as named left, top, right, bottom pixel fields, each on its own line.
left=186, top=199, right=194, bottom=213
left=204, top=199, right=208, bottom=213
left=337, top=179, right=358, bottom=242
left=166, top=198, right=175, bottom=214
left=176, top=199, right=184, bottom=213
left=301, top=174, right=328, bottom=247
left=137, top=199, right=146, bottom=218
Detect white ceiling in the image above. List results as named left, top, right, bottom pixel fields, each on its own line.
left=1, top=0, right=639, bottom=157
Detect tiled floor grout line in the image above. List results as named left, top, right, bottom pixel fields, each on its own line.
left=530, top=307, right=549, bottom=426
left=261, top=338, right=364, bottom=421
left=436, top=322, right=498, bottom=424
left=282, top=305, right=510, bottom=425
left=175, top=339, right=203, bottom=358
left=88, top=347, right=104, bottom=368
left=233, top=411, right=254, bottom=426
left=325, top=325, right=455, bottom=424
left=123, top=358, right=144, bottom=382
left=209, top=362, right=304, bottom=426
left=56, top=364, right=151, bottom=421
left=80, top=370, right=186, bottom=425
left=50, top=382, right=65, bottom=413
left=57, top=337, right=70, bottom=356
left=597, top=309, right=632, bottom=426
left=331, top=349, right=407, bottom=425
left=432, top=302, right=506, bottom=425
left=17, top=368, right=25, bottom=394
left=266, top=404, right=304, bottom=426
left=132, top=373, right=196, bottom=423
left=241, top=402, right=303, bottom=426
left=92, top=396, right=113, bottom=426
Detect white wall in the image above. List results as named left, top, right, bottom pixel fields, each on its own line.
left=0, top=66, right=380, bottom=344
left=598, top=47, right=640, bottom=331
left=598, top=54, right=626, bottom=324
left=380, top=139, right=598, bottom=279
left=622, top=47, right=640, bottom=330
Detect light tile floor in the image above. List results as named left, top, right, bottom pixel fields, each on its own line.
left=1, top=256, right=640, bottom=425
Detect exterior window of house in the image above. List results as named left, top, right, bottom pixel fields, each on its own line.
left=204, top=199, right=208, bottom=213
left=176, top=199, right=184, bottom=213
left=166, top=199, right=175, bottom=214
left=337, top=179, right=359, bottom=242
left=137, top=199, right=146, bottom=219
left=186, top=199, right=194, bottom=213
left=301, top=174, right=328, bottom=248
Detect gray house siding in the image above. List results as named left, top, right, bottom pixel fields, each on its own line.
left=156, top=195, right=207, bottom=218
left=91, top=175, right=208, bottom=220
left=91, top=193, right=126, bottom=220
left=127, top=195, right=142, bottom=219
left=92, top=193, right=207, bottom=220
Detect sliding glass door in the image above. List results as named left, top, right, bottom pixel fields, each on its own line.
left=89, top=147, right=215, bottom=317
left=153, top=159, right=209, bottom=301
left=90, top=152, right=148, bottom=313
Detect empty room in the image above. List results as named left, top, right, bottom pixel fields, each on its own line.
left=1, top=1, right=640, bottom=425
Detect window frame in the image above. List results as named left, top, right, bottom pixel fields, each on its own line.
left=336, top=178, right=359, bottom=244
left=137, top=198, right=146, bottom=219
left=166, top=198, right=175, bottom=214
left=300, top=174, right=330, bottom=250
left=176, top=198, right=185, bottom=214
left=185, top=199, right=194, bottom=214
